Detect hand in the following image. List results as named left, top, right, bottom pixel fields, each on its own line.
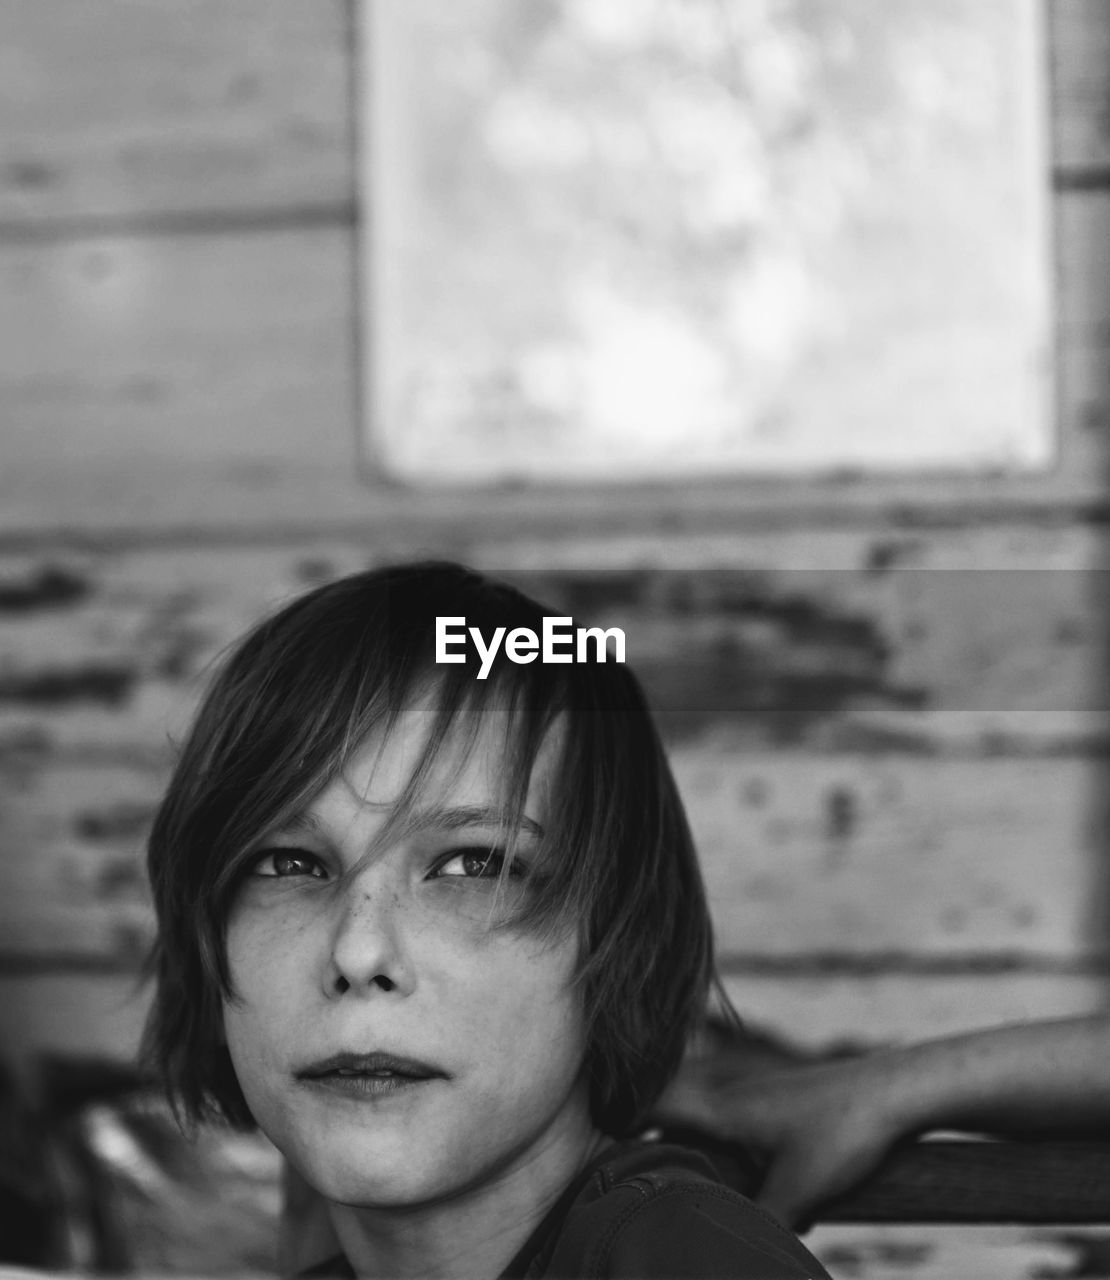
left=663, top=1052, right=915, bottom=1231
left=738, top=1058, right=915, bottom=1229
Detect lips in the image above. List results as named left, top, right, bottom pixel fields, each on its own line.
left=296, top=1050, right=447, bottom=1083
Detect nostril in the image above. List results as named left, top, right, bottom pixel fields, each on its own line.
left=373, top=974, right=395, bottom=992
left=334, top=975, right=350, bottom=995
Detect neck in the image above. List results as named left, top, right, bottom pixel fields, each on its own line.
left=327, top=1115, right=608, bottom=1280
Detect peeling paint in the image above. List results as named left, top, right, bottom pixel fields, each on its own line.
left=864, top=538, right=922, bottom=574
left=295, top=558, right=338, bottom=585
left=0, top=728, right=53, bottom=768
left=739, top=776, right=770, bottom=808
left=939, top=907, right=968, bottom=935
left=109, top=920, right=154, bottom=964
left=152, top=627, right=210, bottom=680
left=73, top=802, right=155, bottom=843
left=0, top=666, right=135, bottom=706
left=638, top=657, right=927, bottom=741
left=0, top=157, right=57, bottom=190
left=826, top=786, right=857, bottom=841
left=482, top=569, right=926, bottom=739
left=95, top=858, right=148, bottom=896
left=0, top=566, right=89, bottom=612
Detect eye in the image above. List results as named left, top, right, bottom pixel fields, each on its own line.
left=430, top=847, right=522, bottom=881
left=250, top=848, right=327, bottom=879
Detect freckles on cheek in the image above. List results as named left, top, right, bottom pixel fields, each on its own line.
left=227, top=898, right=309, bottom=981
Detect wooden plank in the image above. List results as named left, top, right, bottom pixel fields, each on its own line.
left=1, top=535, right=1108, bottom=762
left=0, top=543, right=386, bottom=758
left=629, top=564, right=1103, bottom=727
left=682, top=752, right=1106, bottom=956
left=816, top=1141, right=1110, bottom=1225
left=721, top=970, right=1105, bottom=1051
left=1052, top=0, right=1110, bottom=174
left=659, top=1132, right=1110, bottom=1227
left=0, top=228, right=354, bottom=524
left=1057, top=187, right=1110, bottom=334
left=0, top=758, right=161, bottom=964
left=0, top=0, right=351, bottom=227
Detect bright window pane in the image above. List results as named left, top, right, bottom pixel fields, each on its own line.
left=359, top=0, right=1052, bottom=483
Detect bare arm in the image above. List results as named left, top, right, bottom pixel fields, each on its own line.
left=665, top=1015, right=1110, bottom=1229
left=845, top=1014, right=1110, bottom=1138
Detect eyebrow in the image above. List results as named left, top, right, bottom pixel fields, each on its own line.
left=271, top=804, right=544, bottom=841
left=418, top=804, right=544, bottom=839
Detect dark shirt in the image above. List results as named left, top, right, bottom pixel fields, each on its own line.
left=501, top=1138, right=829, bottom=1279
left=294, top=1139, right=830, bottom=1279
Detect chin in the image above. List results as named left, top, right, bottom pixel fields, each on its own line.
left=331, top=1170, right=452, bottom=1211
left=299, top=1142, right=447, bottom=1209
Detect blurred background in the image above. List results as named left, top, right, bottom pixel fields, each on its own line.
left=1, top=2, right=1108, bottom=1276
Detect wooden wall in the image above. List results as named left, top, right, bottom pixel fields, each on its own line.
left=2, top=1, right=1110, bottom=1081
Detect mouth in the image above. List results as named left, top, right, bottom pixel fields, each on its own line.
left=295, top=1051, right=447, bottom=1097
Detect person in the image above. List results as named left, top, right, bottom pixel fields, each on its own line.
left=140, top=561, right=830, bottom=1280
left=681, top=1013, right=1110, bottom=1231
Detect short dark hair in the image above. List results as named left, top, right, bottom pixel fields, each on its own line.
left=142, top=561, right=722, bottom=1135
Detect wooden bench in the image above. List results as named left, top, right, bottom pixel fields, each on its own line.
left=656, top=1125, right=1110, bottom=1225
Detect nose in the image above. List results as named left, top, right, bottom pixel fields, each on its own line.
left=323, top=873, right=415, bottom=999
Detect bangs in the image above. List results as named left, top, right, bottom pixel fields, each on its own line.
left=202, top=577, right=619, bottom=964
left=307, top=654, right=658, bottom=983
left=362, top=663, right=576, bottom=942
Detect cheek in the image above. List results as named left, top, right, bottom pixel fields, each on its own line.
left=225, top=896, right=310, bottom=992
left=221, top=979, right=298, bottom=1126
left=224, top=919, right=266, bottom=1013
left=466, top=941, right=586, bottom=1069
left=221, top=911, right=305, bottom=1060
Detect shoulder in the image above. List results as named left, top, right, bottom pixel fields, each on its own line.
left=538, top=1142, right=831, bottom=1280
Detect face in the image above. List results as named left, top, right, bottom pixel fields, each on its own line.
left=221, top=702, right=595, bottom=1212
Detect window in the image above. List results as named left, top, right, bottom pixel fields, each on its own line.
left=357, top=0, right=1052, bottom=487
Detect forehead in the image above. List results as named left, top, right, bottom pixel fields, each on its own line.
left=327, top=696, right=564, bottom=821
